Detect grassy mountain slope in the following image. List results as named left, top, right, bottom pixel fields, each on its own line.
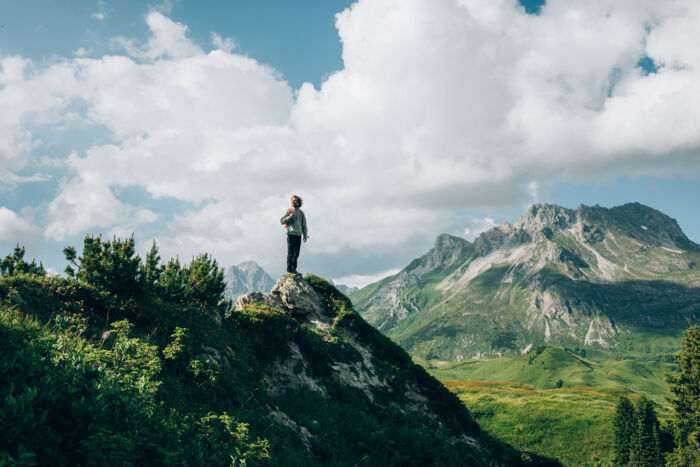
left=417, top=346, right=676, bottom=404
left=352, top=203, right=700, bottom=360
left=443, top=381, right=671, bottom=466
left=0, top=267, right=556, bottom=466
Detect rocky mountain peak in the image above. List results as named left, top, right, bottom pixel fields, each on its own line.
left=579, top=203, right=698, bottom=250
left=224, top=260, right=275, bottom=300
left=237, top=260, right=262, bottom=273
left=516, top=203, right=576, bottom=234
left=434, top=233, right=471, bottom=253
left=407, top=234, right=472, bottom=275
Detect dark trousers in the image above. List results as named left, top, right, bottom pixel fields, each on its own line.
left=286, top=234, right=302, bottom=272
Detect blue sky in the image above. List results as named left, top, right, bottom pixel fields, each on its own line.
left=1, top=0, right=699, bottom=284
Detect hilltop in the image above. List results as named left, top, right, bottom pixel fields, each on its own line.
left=352, top=202, right=700, bottom=360
left=0, top=239, right=555, bottom=466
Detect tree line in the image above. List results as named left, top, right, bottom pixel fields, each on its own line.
left=613, top=325, right=700, bottom=466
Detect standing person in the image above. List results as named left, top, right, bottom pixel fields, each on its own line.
left=280, top=195, right=308, bottom=274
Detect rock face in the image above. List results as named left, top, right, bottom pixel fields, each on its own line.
left=233, top=275, right=549, bottom=465
left=352, top=202, right=700, bottom=360
left=224, top=260, right=275, bottom=300
left=235, top=274, right=324, bottom=318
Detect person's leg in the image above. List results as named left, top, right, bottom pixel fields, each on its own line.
left=286, top=235, right=295, bottom=273
left=291, top=234, right=301, bottom=272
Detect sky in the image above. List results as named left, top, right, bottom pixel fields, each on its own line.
left=0, top=0, right=699, bottom=287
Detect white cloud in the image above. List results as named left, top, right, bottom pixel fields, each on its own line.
left=211, top=33, right=237, bottom=53
left=463, top=217, right=496, bottom=241
left=2, top=2, right=700, bottom=277
left=113, top=11, right=203, bottom=61
left=45, top=177, right=157, bottom=241
left=0, top=207, right=39, bottom=242
left=92, top=1, right=107, bottom=21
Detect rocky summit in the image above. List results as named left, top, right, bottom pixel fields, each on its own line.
left=234, top=274, right=554, bottom=465
left=352, top=203, right=700, bottom=360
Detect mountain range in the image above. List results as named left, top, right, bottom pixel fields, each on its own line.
left=351, top=203, right=700, bottom=361
left=223, top=260, right=275, bottom=299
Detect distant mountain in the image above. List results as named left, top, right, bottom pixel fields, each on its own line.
left=351, top=203, right=700, bottom=360
left=224, top=260, right=275, bottom=300
left=333, top=283, right=359, bottom=296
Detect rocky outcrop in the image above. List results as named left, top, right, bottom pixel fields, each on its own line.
left=236, top=274, right=324, bottom=317
left=233, top=275, right=546, bottom=464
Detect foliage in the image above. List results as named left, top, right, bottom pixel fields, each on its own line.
left=613, top=396, right=636, bottom=465
left=2, top=246, right=545, bottom=466
left=159, top=254, right=227, bottom=309
left=61, top=236, right=228, bottom=312
left=0, top=304, right=269, bottom=466
left=64, top=235, right=141, bottom=300
left=612, top=394, right=664, bottom=466
left=628, top=395, right=663, bottom=466
left=0, top=245, right=45, bottom=277
left=665, top=325, right=700, bottom=466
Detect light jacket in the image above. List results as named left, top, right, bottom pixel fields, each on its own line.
left=281, top=208, right=307, bottom=237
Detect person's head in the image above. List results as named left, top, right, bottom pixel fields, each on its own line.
left=291, top=195, right=303, bottom=208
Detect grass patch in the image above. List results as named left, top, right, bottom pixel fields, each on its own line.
left=444, top=381, right=669, bottom=466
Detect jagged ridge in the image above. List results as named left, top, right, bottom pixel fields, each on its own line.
left=352, top=203, right=700, bottom=360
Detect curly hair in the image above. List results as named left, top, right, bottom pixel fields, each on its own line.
left=291, top=195, right=303, bottom=208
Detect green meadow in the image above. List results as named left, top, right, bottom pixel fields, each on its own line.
left=444, top=381, right=648, bottom=466
left=419, top=346, right=678, bottom=465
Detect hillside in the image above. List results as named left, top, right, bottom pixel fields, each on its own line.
left=443, top=381, right=665, bottom=466
left=352, top=203, right=700, bottom=360
left=417, top=346, right=676, bottom=403
left=0, top=240, right=555, bottom=466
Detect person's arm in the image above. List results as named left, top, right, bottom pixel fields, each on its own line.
left=302, top=212, right=308, bottom=240
left=280, top=208, right=294, bottom=225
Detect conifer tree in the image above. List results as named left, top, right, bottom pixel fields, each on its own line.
left=1, top=245, right=46, bottom=277
left=614, top=395, right=636, bottom=465
left=64, top=235, right=142, bottom=299
left=666, top=325, right=700, bottom=466
left=140, top=240, right=163, bottom=295
left=629, top=395, right=662, bottom=466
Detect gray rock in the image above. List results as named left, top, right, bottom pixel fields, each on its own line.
left=235, top=274, right=324, bottom=318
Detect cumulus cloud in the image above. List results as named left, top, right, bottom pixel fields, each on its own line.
left=2, top=1, right=700, bottom=277
left=0, top=207, right=39, bottom=242
left=211, top=33, right=237, bottom=53
left=113, top=11, right=203, bottom=61
left=45, top=176, right=157, bottom=240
